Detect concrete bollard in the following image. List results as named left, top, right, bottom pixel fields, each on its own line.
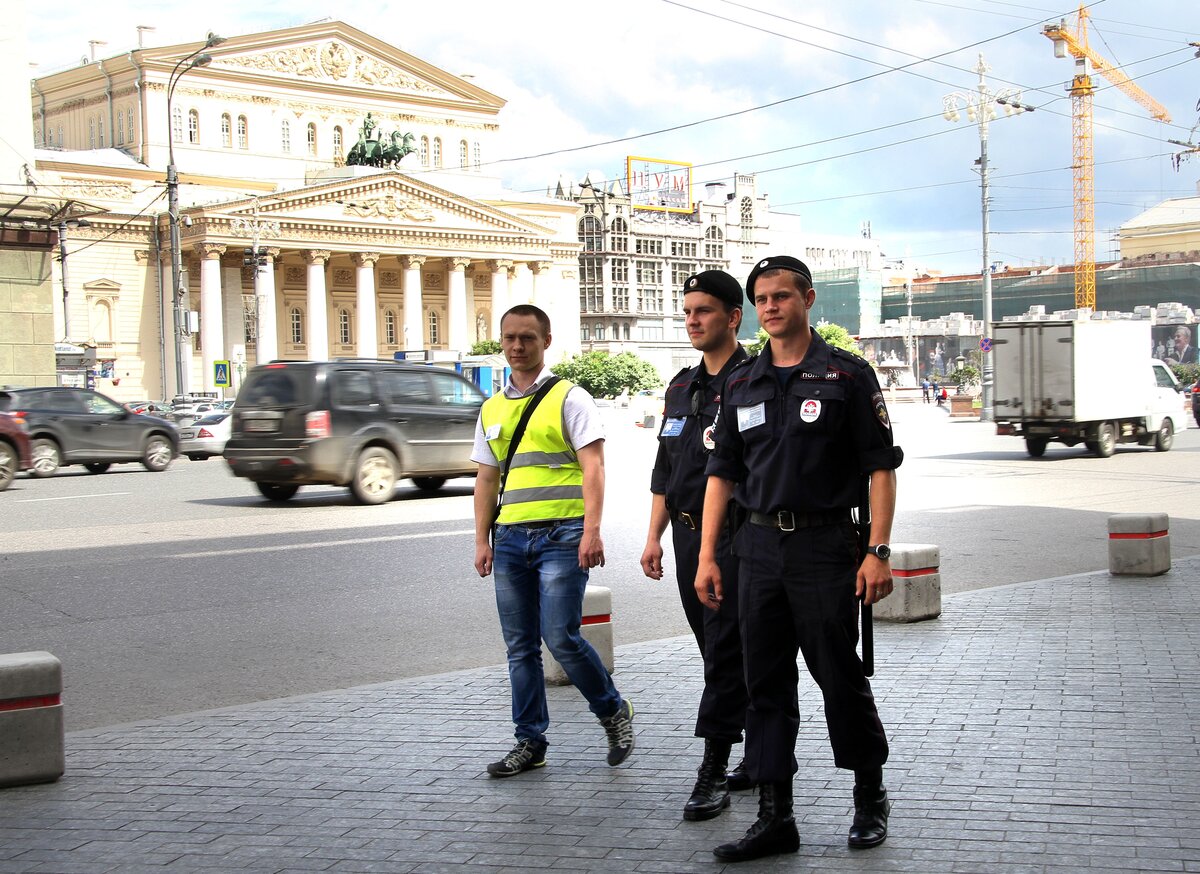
left=544, top=585, right=614, bottom=686
left=0, top=651, right=65, bottom=788
left=1108, top=513, right=1170, bottom=576
left=876, top=543, right=941, bottom=622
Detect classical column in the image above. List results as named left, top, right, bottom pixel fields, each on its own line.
left=221, top=253, right=245, bottom=369
left=530, top=260, right=552, bottom=310
left=489, top=260, right=512, bottom=338
left=510, top=261, right=532, bottom=306
left=196, top=242, right=226, bottom=393
left=447, top=257, right=471, bottom=352
left=304, top=249, right=331, bottom=361
left=255, top=248, right=281, bottom=364
left=401, top=254, right=426, bottom=353
left=353, top=252, right=380, bottom=359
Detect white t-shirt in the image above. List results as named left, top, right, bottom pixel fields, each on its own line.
left=471, top=366, right=605, bottom=467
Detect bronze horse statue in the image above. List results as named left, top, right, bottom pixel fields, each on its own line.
left=383, top=131, right=417, bottom=168
left=346, top=113, right=416, bottom=169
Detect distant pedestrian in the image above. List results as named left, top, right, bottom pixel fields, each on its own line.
left=921, top=378, right=931, bottom=403
left=931, top=379, right=941, bottom=406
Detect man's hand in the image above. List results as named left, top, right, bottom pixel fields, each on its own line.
left=579, top=530, right=605, bottom=569
left=474, top=542, right=493, bottom=578
left=856, top=555, right=893, bottom=605
left=640, top=540, right=664, bottom=579
left=694, top=557, right=723, bottom=611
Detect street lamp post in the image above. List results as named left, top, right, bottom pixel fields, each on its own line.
left=167, top=31, right=225, bottom=397
left=943, top=54, right=1034, bottom=422
left=57, top=218, right=91, bottom=341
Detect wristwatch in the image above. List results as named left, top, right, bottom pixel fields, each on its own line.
left=866, top=544, right=891, bottom=561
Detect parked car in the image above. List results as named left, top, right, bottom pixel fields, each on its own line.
left=0, top=411, right=33, bottom=491
left=179, top=412, right=233, bottom=460
left=129, top=400, right=173, bottom=417
left=0, top=387, right=178, bottom=477
left=224, top=360, right=484, bottom=504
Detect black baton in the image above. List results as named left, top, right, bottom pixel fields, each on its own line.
left=856, top=474, right=875, bottom=677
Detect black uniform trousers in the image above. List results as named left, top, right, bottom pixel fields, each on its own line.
left=736, top=519, right=888, bottom=782
left=671, top=518, right=749, bottom=743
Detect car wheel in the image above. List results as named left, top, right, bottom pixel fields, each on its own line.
left=187, top=454, right=207, bottom=461
left=142, top=435, right=174, bottom=471
left=1024, top=437, right=1049, bottom=458
left=256, top=482, right=299, bottom=502
left=30, top=438, right=61, bottom=477
left=412, top=476, right=446, bottom=492
left=351, top=446, right=398, bottom=505
left=84, top=462, right=111, bottom=474
left=0, top=442, right=14, bottom=491
left=1154, top=418, right=1174, bottom=452
left=1093, top=422, right=1116, bottom=458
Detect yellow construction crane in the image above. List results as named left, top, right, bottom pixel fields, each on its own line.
left=1043, top=5, right=1171, bottom=310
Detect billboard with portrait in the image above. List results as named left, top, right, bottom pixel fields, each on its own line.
left=1151, top=323, right=1198, bottom=365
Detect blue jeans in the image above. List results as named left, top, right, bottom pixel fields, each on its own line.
left=493, top=519, right=621, bottom=746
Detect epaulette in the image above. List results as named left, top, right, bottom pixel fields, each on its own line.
left=831, top=346, right=869, bottom=367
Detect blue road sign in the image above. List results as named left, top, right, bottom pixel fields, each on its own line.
left=214, top=360, right=231, bottom=388
left=980, top=337, right=992, bottom=353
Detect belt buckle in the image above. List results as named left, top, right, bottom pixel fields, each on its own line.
left=679, top=512, right=697, bottom=530
left=777, top=510, right=795, bottom=532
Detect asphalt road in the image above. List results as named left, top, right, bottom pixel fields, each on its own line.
left=2, top=401, right=1198, bottom=730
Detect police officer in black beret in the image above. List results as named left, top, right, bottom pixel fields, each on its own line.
left=695, top=255, right=902, bottom=862
left=640, top=270, right=750, bottom=822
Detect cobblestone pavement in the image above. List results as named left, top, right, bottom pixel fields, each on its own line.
left=2, top=559, right=1199, bottom=873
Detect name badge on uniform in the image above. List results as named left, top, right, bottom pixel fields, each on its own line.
left=737, top=402, right=766, bottom=432
left=661, top=417, right=685, bottom=437
left=485, top=423, right=501, bottom=440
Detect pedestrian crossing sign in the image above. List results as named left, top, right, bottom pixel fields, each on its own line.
left=214, top=360, right=231, bottom=388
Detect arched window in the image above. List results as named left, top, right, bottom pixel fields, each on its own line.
left=705, top=225, right=724, bottom=260
left=187, top=109, right=199, bottom=144
left=92, top=300, right=114, bottom=343
left=333, top=126, right=343, bottom=156
left=306, top=122, right=317, bottom=156
left=281, top=120, right=291, bottom=154
left=611, top=217, right=628, bottom=252
left=237, top=116, right=248, bottom=149
left=740, top=196, right=753, bottom=241
left=428, top=310, right=440, bottom=345
left=459, top=139, right=468, bottom=169
left=46, top=128, right=53, bottom=147
left=58, top=126, right=64, bottom=147
left=116, top=111, right=125, bottom=146
left=420, top=136, right=429, bottom=167
left=595, top=324, right=605, bottom=340
left=338, top=308, right=352, bottom=345
left=432, top=137, right=442, bottom=168
left=97, top=118, right=105, bottom=148
left=579, top=216, right=602, bottom=252
left=384, top=309, right=397, bottom=345
left=88, top=117, right=96, bottom=149
left=290, top=307, right=304, bottom=345
left=171, top=107, right=183, bottom=143
left=473, top=141, right=481, bottom=171
left=127, top=110, right=134, bottom=144
left=221, top=114, right=232, bottom=148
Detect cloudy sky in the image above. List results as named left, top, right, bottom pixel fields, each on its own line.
left=25, top=0, right=1200, bottom=275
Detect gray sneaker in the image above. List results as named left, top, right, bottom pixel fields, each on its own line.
left=600, top=699, right=635, bottom=766
left=487, top=739, right=547, bottom=778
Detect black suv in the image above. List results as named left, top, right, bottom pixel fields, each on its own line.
left=224, top=360, right=485, bottom=504
left=0, top=387, right=179, bottom=477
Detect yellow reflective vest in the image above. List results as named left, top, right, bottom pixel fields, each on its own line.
left=482, top=379, right=585, bottom=524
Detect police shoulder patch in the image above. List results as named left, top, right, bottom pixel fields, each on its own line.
left=871, top=391, right=891, bottom=429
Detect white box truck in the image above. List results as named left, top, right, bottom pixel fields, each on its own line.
left=992, top=319, right=1184, bottom=458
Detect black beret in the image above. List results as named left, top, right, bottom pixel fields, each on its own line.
left=682, top=270, right=743, bottom=309
left=745, top=255, right=813, bottom=302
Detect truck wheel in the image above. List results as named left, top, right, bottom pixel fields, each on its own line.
left=351, top=446, right=398, bottom=505
left=30, top=438, right=61, bottom=477
left=256, top=482, right=299, bottom=502
left=1093, top=422, right=1116, bottom=458
left=412, top=477, right=446, bottom=492
left=1154, top=419, right=1174, bottom=452
left=1024, top=437, right=1049, bottom=458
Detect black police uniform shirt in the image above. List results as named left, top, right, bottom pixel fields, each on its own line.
left=705, top=330, right=902, bottom=513
left=651, top=346, right=749, bottom=514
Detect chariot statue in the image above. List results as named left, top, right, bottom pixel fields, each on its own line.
left=346, top=113, right=415, bottom=169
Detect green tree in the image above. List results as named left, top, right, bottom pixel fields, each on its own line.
left=469, top=340, right=501, bottom=355
left=551, top=351, right=662, bottom=397
left=746, top=322, right=863, bottom=356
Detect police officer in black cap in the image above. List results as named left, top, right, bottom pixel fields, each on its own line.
left=695, top=255, right=902, bottom=862
left=640, top=269, right=750, bottom=822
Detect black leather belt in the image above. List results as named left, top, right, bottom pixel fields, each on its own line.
left=672, top=510, right=702, bottom=530
left=748, top=509, right=849, bottom=532
left=504, top=520, right=562, bottom=530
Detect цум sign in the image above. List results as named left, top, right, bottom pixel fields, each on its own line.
left=626, top=156, right=692, bottom=213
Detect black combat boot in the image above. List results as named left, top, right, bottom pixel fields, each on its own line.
left=712, top=781, right=800, bottom=862
left=725, top=758, right=752, bottom=791
left=847, top=781, right=890, bottom=848
left=683, top=740, right=731, bottom=821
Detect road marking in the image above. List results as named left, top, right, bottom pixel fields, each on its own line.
left=170, top=528, right=474, bottom=559
left=17, top=492, right=132, bottom=503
